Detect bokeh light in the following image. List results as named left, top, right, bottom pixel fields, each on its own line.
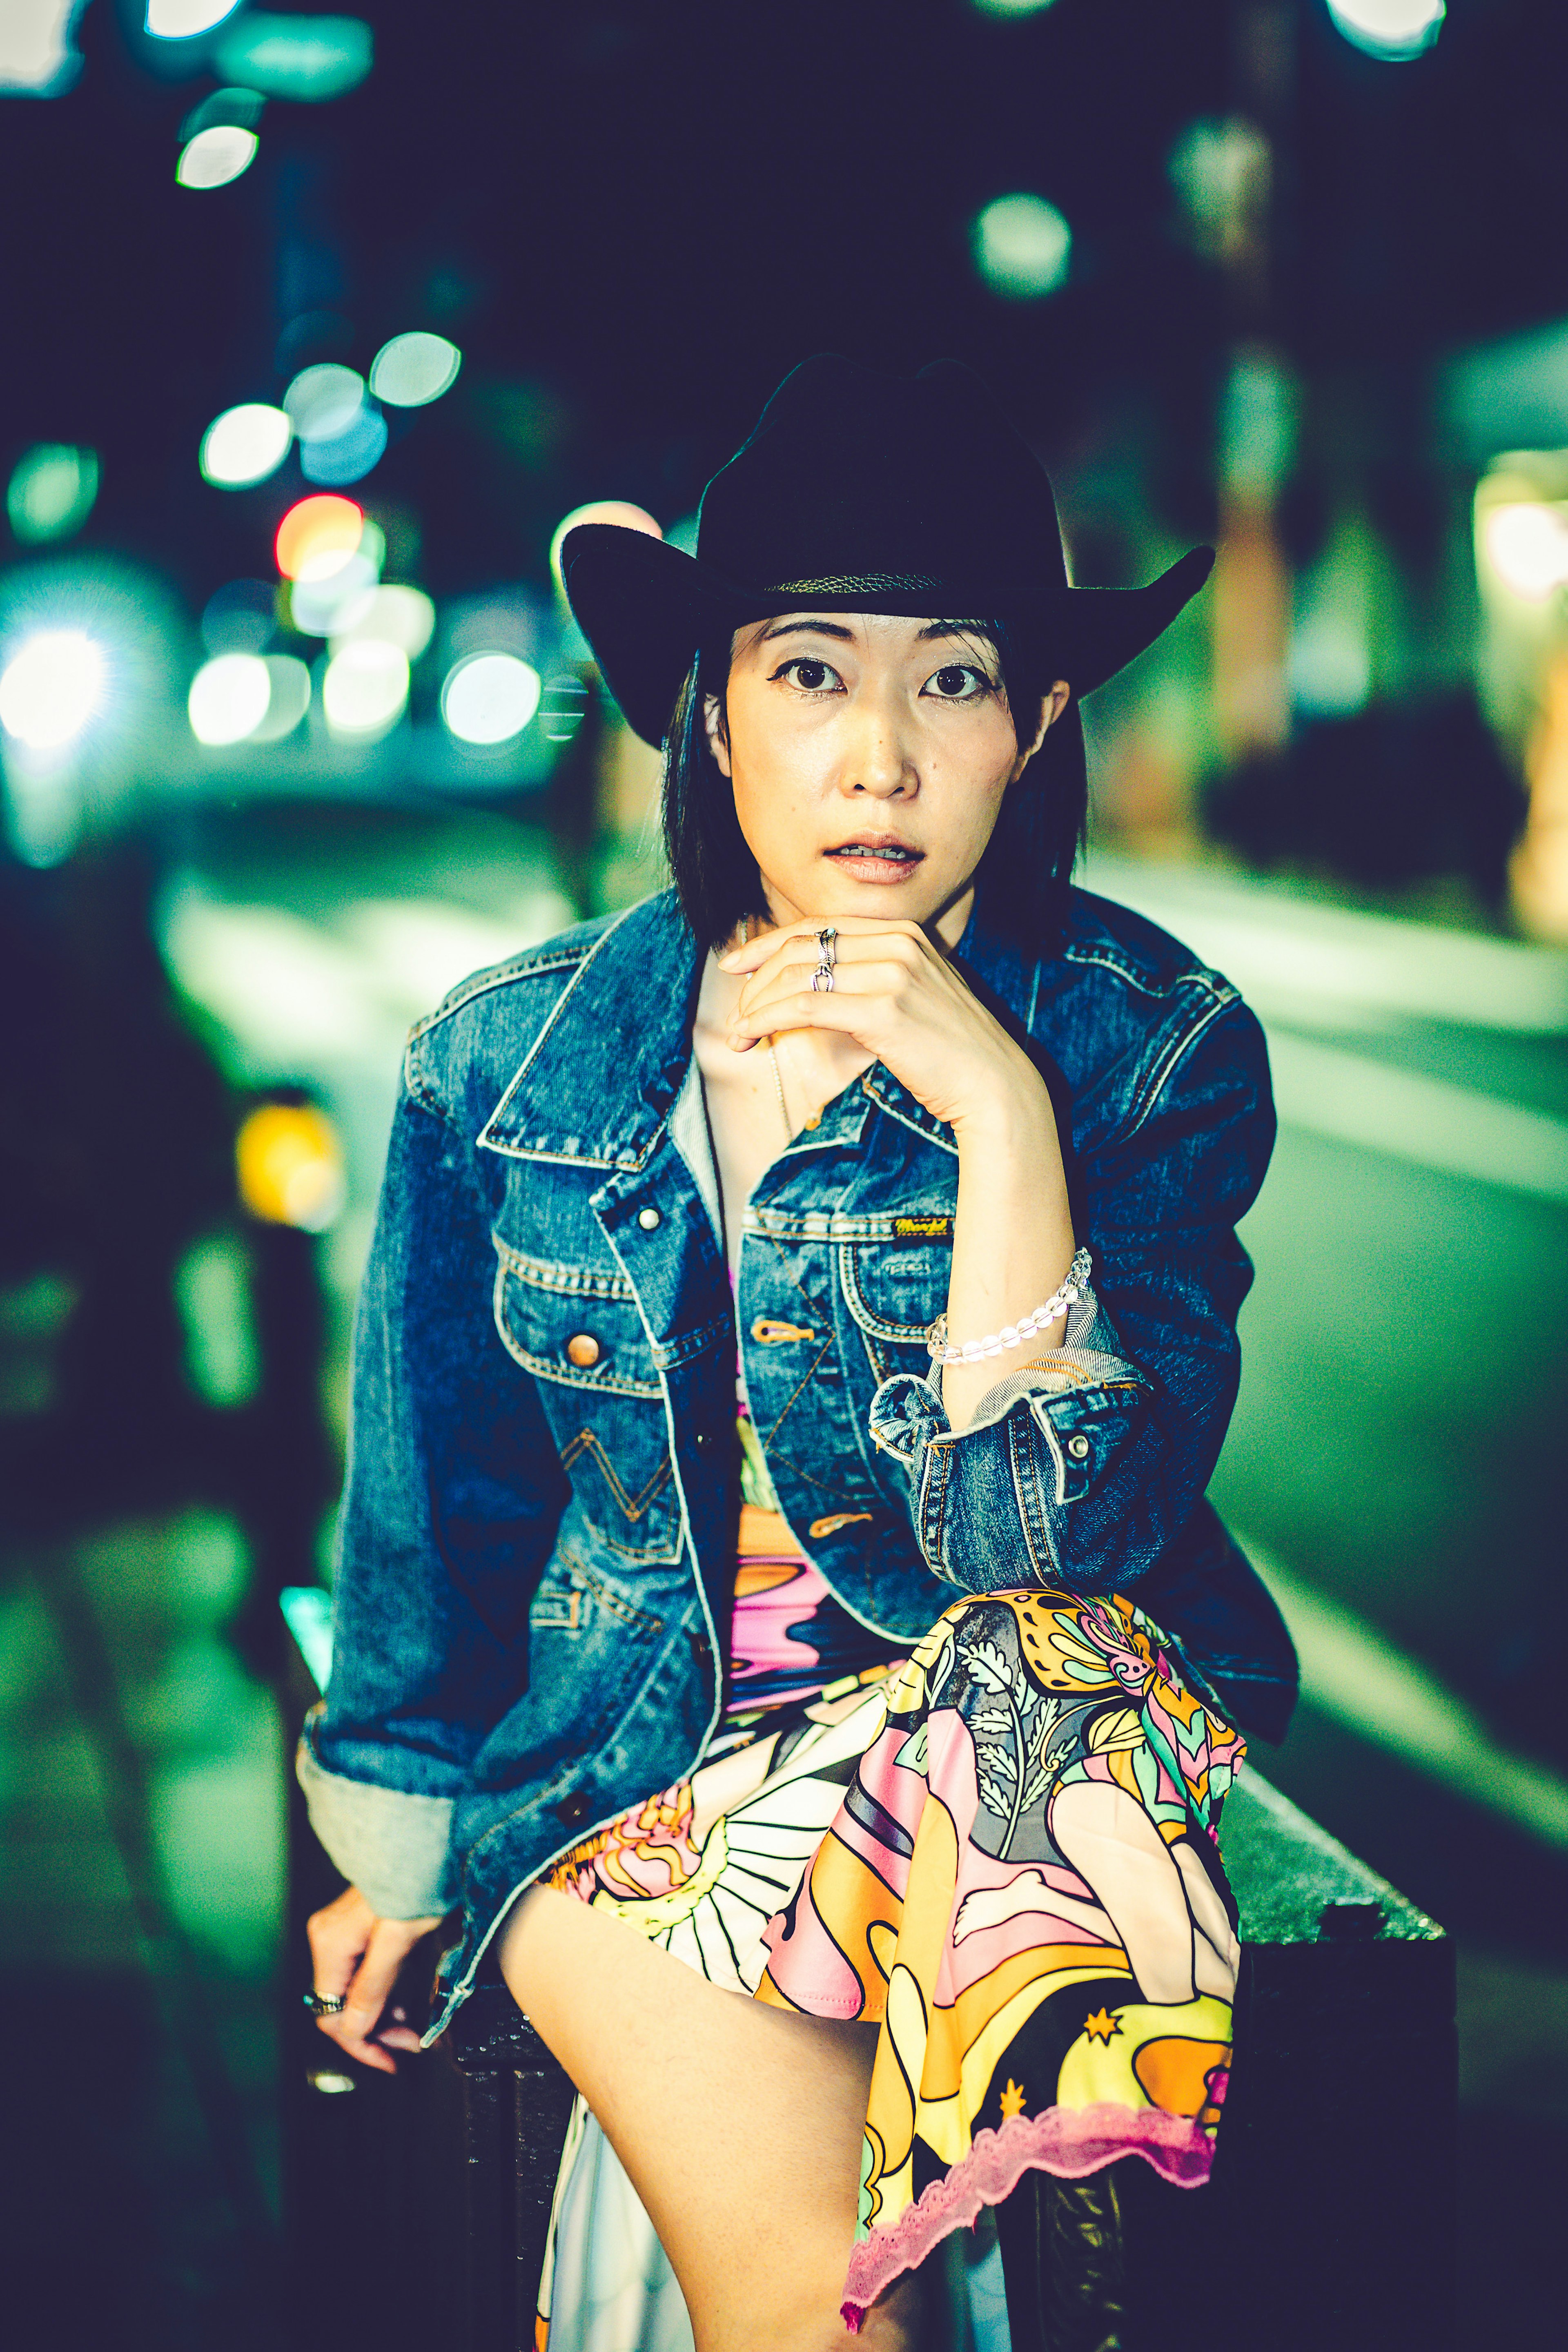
left=329, top=584, right=435, bottom=658
left=969, top=0, right=1056, bottom=13
left=283, top=364, right=385, bottom=486
left=200, top=403, right=292, bottom=488
left=249, top=654, right=312, bottom=742
left=299, top=405, right=386, bottom=488
left=147, top=0, right=243, bottom=34
left=7, top=446, right=98, bottom=544
left=275, top=495, right=363, bottom=581
left=972, top=193, right=1071, bottom=298
left=283, top=363, right=364, bottom=442
left=539, top=675, right=589, bottom=743
left=236, top=1102, right=345, bottom=1232
left=0, top=631, right=106, bottom=751
left=201, top=580, right=277, bottom=656
left=441, top=653, right=542, bottom=745
left=369, top=332, right=463, bottom=408
left=1483, top=504, right=1568, bottom=601
left=188, top=653, right=272, bottom=746
left=1326, top=0, right=1443, bottom=59
left=322, top=639, right=408, bottom=739
left=287, top=553, right=379, bottom=636
left=548, top=500, right=663, bottom=596
left=176, top=126, right=258, bottom=190
left=1, top=0, right=88, bottom=93
left=212, top=13, right=372, bottom=101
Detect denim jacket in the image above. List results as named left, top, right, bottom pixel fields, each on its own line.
left=299, top=883, right=1296, bottom=2035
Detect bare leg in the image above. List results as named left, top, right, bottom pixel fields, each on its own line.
left=499, top=1884, right=920, bottom=2352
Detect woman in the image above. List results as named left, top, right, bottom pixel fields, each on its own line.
left=300, top=357, right=1296, bottom=2350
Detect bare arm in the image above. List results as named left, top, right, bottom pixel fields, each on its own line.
left=942, top=1066, right=1076, bottom=1431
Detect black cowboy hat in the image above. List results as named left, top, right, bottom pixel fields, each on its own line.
left=560, top=355, right=1213, bottom=748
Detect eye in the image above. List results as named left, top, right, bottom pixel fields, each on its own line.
left=922, top=663, right=991, bottom=701
left=773, top=657, right=844, bottom=693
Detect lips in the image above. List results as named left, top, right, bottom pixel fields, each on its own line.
left=825, top=839, right=922, bottom=864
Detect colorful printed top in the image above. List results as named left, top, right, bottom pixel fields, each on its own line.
left=728, top=1384, right=903, bottom=1717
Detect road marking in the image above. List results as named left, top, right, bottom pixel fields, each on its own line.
left=1083, top=852, right=1568, bottom=1034
left=1241, top=1535, right=1568, bottom=1851
left=1266, top=1030, right=1568, bottom=1203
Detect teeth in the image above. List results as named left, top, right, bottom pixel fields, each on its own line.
left=835, top=845, right=913, bottom=860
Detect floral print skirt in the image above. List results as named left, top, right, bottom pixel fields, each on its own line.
left=539, top=1538, right=1245, bottom=2339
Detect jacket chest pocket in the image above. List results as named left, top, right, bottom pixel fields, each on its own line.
left=838, top=1238, right=947, bottom=1384
left=493, top=1240, right=683, bottom=1563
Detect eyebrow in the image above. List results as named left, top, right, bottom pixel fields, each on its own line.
left=758, top=618, right=857, bottom=642
left=758, top=618, right=995, bottom=646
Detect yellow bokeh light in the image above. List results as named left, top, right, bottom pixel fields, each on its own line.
left=236, top=1103, right=345, bottom=1232
left=275, top=495, right=363, bottom=582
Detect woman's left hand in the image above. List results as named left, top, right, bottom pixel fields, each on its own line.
left=720, top=915, right=1045, bottom=1138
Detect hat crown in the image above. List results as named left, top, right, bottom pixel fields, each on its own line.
left=694, top=355, right=1069, bottom=606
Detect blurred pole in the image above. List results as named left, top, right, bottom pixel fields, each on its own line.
left=544, top=666, right=605, bottom=914
left=1514, top=650, right=1568, bottom=940
left=1212, top=0, right=1297, bottom=764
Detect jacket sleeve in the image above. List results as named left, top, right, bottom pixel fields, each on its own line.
left=866, top=997, right=1274, bottom=1598
left=297, top=1071, right=569, bottom=1916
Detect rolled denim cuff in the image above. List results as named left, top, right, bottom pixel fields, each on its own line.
left=870, top=1279, right=1138, bottom=1443
left=867, top=1279, right=1151, bottom=1587
left=296, top=1708, right=461, bottom=1919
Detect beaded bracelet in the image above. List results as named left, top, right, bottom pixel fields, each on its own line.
left=926, top=1246, right=1093, bottom=1366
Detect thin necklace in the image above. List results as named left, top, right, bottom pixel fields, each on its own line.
left=738, top=916, right=794, bottom=1145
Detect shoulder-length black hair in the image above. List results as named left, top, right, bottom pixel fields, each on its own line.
left=659, top=618, right=1087, bottom=954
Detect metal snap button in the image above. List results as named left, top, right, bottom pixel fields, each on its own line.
left=637, top=1206, right=661, bottom=1229
left=553, top=1790, right=592, bottom=1827
left=1067, top=1433, right=1090, bottom=1459
left=566, top=1333, right=601, bottom=1367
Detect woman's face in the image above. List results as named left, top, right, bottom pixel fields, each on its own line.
left=705, top=613, right=1069, bottom=941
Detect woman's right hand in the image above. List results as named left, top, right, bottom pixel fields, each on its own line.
left=305, top=1886, right=445, bottom=2075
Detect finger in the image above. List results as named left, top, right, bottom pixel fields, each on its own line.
left=734, top=935, right=923, bottom=1023
left=305, top=1892, right=372, bottom=2006
left=718, top=915, right=923, bottom=972
left=314, top=2009, right=399, bottom=2076
left=732, top=959, right=911, bottom=1035
left=325, top=1921, right=426, bottom=2074
left=729, top=991, right=890, bottom=1042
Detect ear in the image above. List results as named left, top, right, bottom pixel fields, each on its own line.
left=1011, top=680, right=1070, bottom=781
left=703, top=692, right=733, bottom=778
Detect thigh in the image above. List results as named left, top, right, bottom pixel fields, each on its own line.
left=498, top=1885, right=914, bottom=2352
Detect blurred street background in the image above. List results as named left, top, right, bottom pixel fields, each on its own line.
left=2, top=0, right=1566, bottom=2343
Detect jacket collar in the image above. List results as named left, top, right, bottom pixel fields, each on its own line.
left=478, top=893, right=703, bottom=1168
left=475, top=885, right=1038, bottom=1167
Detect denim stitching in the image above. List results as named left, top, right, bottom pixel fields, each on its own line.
left=491, top=1260, right=664, bottom=1399
left=493, top=1235, right=638, bottom=1302
left=1007, top=1407, right=1059, bottom=1583
left=477, top=906, right=637, bottom=1155
left=558, top=1430, right=675, bottom=1526
left=1118, top=989, right=1243, bottom=1147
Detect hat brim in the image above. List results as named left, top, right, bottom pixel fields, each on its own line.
left=561, top=524, right=1214, bottom=748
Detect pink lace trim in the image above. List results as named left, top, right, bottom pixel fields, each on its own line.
left=839, top=2102, right=1213, bottom=2332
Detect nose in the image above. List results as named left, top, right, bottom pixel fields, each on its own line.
left=840, top=687, right=917, bottom=800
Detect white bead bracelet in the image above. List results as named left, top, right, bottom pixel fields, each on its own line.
left=926, top=1246, right=1092, bottom=1366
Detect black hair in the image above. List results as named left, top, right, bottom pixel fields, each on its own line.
left=659, top=618, right=1087, bottom=952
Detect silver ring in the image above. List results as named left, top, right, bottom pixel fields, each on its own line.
left=811, top=963, right=835, bottom=993
left=817, top=925, right=837, bottom=969
left=303, top=1990, right=346, bottom=2016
